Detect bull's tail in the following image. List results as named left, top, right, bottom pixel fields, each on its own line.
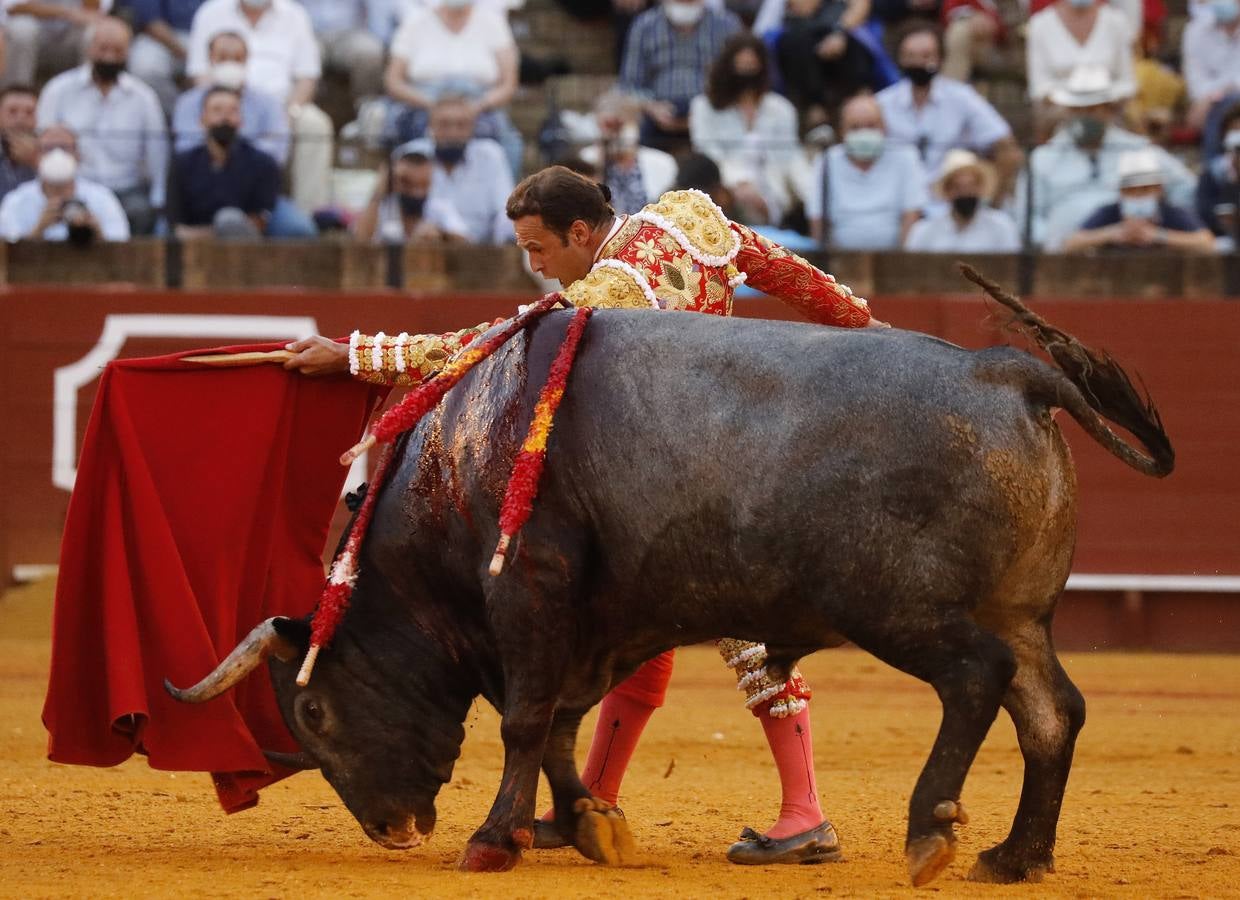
left=960, top=265, right=1175, bottom=478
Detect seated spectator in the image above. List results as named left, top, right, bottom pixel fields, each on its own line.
left=0, top=85, right=39, bottom=201
left=578, top=90, right=677, bottom=215
left=773, top=0, right=873, bottom=121
left=1015, top=65, right=1195, bottom=249
left=905, top=148, right=1019, bottom=251
left=1062, top=148, right=1214, bottom=253
left=1197, top=103, right=1240, bottom=240
left=1129, top=40, right=1185, bottom=144
left=168, top=86, right=314, bottom=239
left=1026, top=0, right=1136, bottom=134
left=353, top=149, right=470, bottom=244
left=4, top=0, right=111, bottom=85
left=1182, top=0, right=1240, bottom=130
left=939, top=0, right=1004, bottom=82
left=298, top=0, right=385, bottom=106
left=385, top=0, right=523, bottom=176
left=128, top=0, right=207, bottom=115
left=187, top=0, right=333, bottom=214
left=877, top=23, right=1020, bottom=200
left=392, top=95, right=514, bottom=244
left=0, top=123, right=129, bottom=242
left=805, top=92, right=927, bottom=249
left=689, top=33, right=799, bottom=224
left=36, top=16, right=167, bottom=235
left=619, top=0, right=741, bottom=152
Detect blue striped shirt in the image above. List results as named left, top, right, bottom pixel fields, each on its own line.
left=619, top=7, right=742, bottom=107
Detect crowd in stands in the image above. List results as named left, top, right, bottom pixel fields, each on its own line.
left=0, top=0, right=1232, bottom=258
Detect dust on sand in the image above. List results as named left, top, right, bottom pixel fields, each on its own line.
left=2, top=578, right=1238, bottom=899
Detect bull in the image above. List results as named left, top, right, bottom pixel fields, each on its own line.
left=167, top=274, right=1173, bottom=886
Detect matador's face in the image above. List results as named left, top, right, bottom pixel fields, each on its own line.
left=514, top=215, right=597, bottom=288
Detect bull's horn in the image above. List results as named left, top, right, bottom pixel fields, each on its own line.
left=164, top=618, right=299, bottom=704
left=263, top=749, right=320, bottom=771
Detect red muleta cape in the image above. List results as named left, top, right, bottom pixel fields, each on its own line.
left=42, top=344, right=382, bottom=812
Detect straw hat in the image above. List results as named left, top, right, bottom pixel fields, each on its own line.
left=934, top=149, right=997, bottom=200
left=1116, top=148, right=1164, bottom=189
left=1050, top=64, right=1133, bottom=108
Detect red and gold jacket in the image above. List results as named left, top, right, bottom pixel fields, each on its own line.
left=350, top=189, right=870, bottom=385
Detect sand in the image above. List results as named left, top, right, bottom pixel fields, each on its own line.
left=2, top=578, right=1238, bottom=899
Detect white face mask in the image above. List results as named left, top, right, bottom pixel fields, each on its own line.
left=38, top=147, right=77, bottom=184
left=844, top=127, right=885, bottom=162
left=664, top=1, right=705, bottom=27
left=210, top=61, right=247, bottom=90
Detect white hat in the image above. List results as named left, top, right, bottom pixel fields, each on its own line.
left=1049, top=65, right=1133, bottom=108
left=1116, top=149, right=1164, bottom=188
left=934, top=148, right=997, bottom=200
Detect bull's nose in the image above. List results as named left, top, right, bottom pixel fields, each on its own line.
left=366, top=819, right=426, bottom=850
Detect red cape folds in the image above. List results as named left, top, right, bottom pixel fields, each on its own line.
left=42, top=343, right=383, bottom=812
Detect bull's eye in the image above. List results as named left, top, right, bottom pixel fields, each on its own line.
left=295, top=693, right=328, bottom=734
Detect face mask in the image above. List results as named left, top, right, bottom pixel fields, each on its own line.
left=844, top=127, right=884, bottom=161
left=434, top=142, right=467, bottom=166
left=664, top=1, right=705, bottom=27
left=398, top=193, right=427, bottom=217
left=208, top=123, right=238, bottom=147
left=1213, top=0, right=1240, bottom=23
left=92, top=60, right=125, bottom=83
left=38, top=147, right=76, bottom=184
left=1068, top=116, right=1107, bottom=145
left=951, top=195, right=980, bottom=219
left=211, top=61, right=247, bottom=90
left=1120, top=195, right=1159, bottom=220
left=902, top=65, right=937, bottom=88
left=734, top=70, right=764, bottom=91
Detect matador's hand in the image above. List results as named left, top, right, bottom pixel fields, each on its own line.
left=283, top=335, right=349, bottom=376
left=864, top=317, right=892, bottom=329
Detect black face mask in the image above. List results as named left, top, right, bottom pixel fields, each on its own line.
left=951, top=195, right=980, bottom=219
left=92, top=60, right=125, bottom=84
left=67, top=222, right=94, bottom=246
left=733, top=72, right=764, bottom=92
left=208, top=124, right=238, bottom=148
left=398, top=193, right=426, bottom=218
left=902, top=65, right=936, bottom=88
left=433, top=143, right=467, bottom=167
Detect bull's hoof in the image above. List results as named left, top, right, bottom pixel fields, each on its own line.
left=458, top=840, right=522, bottom=872
left=906, top=832, right=957, bottom=887
left=573, top=797, right=637, bottom=866
left=968, top=845, right=1053, bottom=884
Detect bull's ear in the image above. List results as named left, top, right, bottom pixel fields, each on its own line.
left=271, top=616, right=311, bottom=660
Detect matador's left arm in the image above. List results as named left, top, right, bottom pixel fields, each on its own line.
left=348, top=322, right=497, bottom=386
left=730, top=222, right=872, bottom=328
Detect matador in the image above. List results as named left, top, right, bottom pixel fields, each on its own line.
left=285, top=166, right=885, bottom=865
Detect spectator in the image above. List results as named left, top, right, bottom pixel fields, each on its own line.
left=773, top=0, right=874, bottom=121
left=1063, top=148, right=1214, bottom=253
left=385, top=0, right=522, bottom=176
left=1181, top=0, right=1240, bottom=130
left=1016, top=65, right=1195, bottom=249
left=1026, top=0, right=1136, bottom=131
left=619, top=0, right=741, bottom=151
left=186, top=0, right=333, bottom=214
left=805, top=92, right=927, bottom=249
left=939, top=0, right=1004, bottom=82
left=128, top=0, right=206, bottom=114
left=4, top=0, right=111, bottom=86
left=36, top=16, right=168, bottom=235
left=393, top=95, right=514, bottom=244
left=1197, top=104, right=1240, bottom=241
left=905, top=148, right=1019, bottom=251
left=877, top=23, right=1021, bottom=200
left=0, top=85, right=39, bottom=201
left=172, top=31, right=288, bottom=163
left=0, top=123, right=129, bottom=242
left=353, top=149, right=470, bottom=244
left=297, top=0, right=385, bottom=105
left=579, top=90, right=677, bottom=215
left=690, top=33, right=799, bottom=224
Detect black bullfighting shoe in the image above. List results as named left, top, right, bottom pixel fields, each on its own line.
left=532, top=807, right=625, bottom=850
left=726, top=820, right=844, bottom=865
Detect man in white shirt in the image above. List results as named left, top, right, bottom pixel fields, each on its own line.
left=187, top=0, right=333, bottom=211
left=1015, top=65, right=1196, bottom=249
left=876, top=24, right=1021, bottom=199
left=36, top=16, right=167, bottom=234
left=394, top=95, right=514, bottom=245
left=1182, top=0, right=1240, bottom=129
left=296, top=0, right=385, bottom=103
left=805, top=93, right=928, bottom=250
left=4, top=0, right=111, bottom=85
left=0, top=122, right=129, bottom=241
left=905, top=148, right=1020, bottom=253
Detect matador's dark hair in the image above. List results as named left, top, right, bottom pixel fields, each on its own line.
left=506, top=165, right=614, bottom=241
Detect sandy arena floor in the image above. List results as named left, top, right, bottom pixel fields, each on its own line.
left=2, top=578, right=1238, bottom=899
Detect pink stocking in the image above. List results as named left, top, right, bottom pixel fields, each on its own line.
left=758, top=704, right=825, bottom=838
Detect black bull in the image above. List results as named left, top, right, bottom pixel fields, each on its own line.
left=168, top=287, right=1173, bottom=886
